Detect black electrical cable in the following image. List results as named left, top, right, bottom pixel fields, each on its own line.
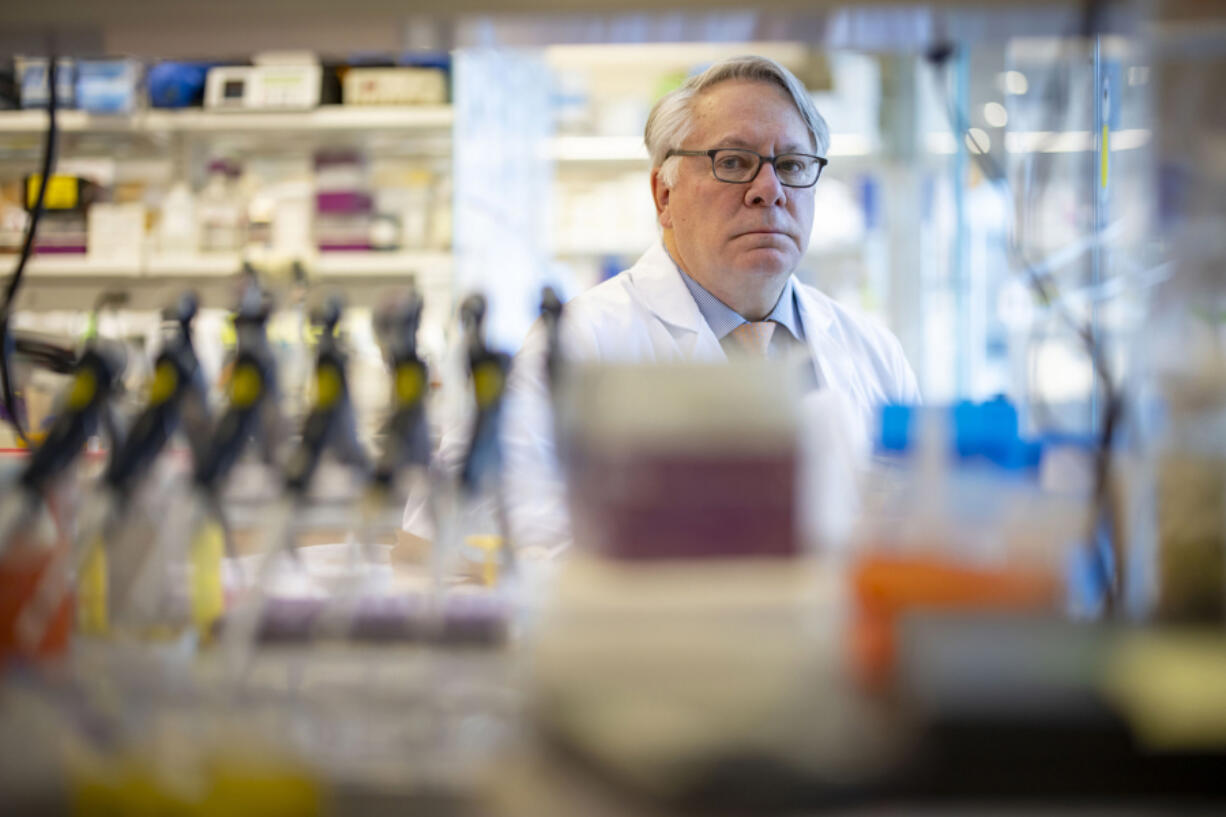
left=0, top=54, right=59, bottom=444
left=925, top=5, right=1124, bottom=612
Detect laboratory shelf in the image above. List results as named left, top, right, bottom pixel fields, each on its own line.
left=310, top=249, right=452, bottom=278
left=5, top=250, right=453, bottom=281
left=0, top=255, right=140, bottom=277
left=144, top=253, right=240, bottom=277
left=0, top=105, right=454, bottom=135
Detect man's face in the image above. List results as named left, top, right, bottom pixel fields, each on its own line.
left=653, top=79, right=816, bottom=317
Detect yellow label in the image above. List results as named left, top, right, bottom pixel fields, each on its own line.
left=27, top=174, right=79, bottom=209
left=66, top=368, right=97, bottom=411
left=229, top=363, right=263, bottom=408
left=465, top=534, right=503, bottom=587
left=77, top=539, right=109, bottom=636
left=1101, top=124, right=1109, bottom=188
left=306, top=322, right=339, bottom=347
left=220, top=318, right=237, bottom=351
left=314, top=364, right=341, bottom=409
left=190, top=521, right=226, bottom=640
left=472, top=361, right=504, bottom=410
left=149, top=360, right=178, bottom=406
left=395, top=363, right=425, bottom=407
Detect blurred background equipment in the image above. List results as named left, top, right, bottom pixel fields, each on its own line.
left=2, top=0, right=1226, bottom=814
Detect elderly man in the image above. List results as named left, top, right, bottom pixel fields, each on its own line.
left=405, top=55, right=919, bottom=555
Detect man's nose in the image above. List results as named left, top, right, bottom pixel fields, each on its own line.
left=745, top=161, right=786, bottom=207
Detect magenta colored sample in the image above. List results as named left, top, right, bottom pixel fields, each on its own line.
left=315, top=191, right=373, bottom=214
left=317, top=241, right=374, bottom=252
left=568, top=448, right=798, bottom=560
left=33, top=244, right=88, bottom=254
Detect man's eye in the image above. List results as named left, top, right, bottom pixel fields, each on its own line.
left=776, top=157, right=809, bottom=174
left=716, top=153, right=753, bottom=171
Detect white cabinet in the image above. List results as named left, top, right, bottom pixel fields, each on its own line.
left=0, top=105, right=455, bottom=283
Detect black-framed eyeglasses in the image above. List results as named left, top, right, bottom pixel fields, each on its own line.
left=665, top=148, right=828, bottom=188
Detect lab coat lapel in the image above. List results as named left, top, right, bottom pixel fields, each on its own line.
left=796, top=281, right=855, bottom=396
left=627, top=241, right=724, bottom=361
left=796, top=283, right=876, bottom=451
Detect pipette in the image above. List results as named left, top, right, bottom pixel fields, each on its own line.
left=194, top=283, right=284, bottom=491
left=448, top=294, right=515, bottom=583
left=309, top=283, right=430, bottom=641
left=540, top=285, right=564, bottom=397
left=538, top=285, right=568, bottom=466
left=0, top=345, right=123, bottom=552
left=221, top=296, right=369, bottom=671
left=175, top=282, right=284, bottom=641
left=358, top=283, right=431, bottom=557
left=16, top=295, right=209, bottom=645
left=4, top=344, right=126, bottom=650
left=101, top=294, right=215, bottom=633
left=371, top=283, right=431, bottom=492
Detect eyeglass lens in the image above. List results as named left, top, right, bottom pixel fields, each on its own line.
left=712, top=149, right=820, bottom=186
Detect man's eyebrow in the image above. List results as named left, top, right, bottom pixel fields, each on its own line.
left=711, top=136, right=813, bottom=153
left=713, top=136, right=757, bottom=149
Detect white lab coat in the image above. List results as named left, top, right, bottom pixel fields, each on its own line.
left=405, top=239, right=920, bottom=554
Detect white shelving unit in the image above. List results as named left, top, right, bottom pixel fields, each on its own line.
left=310, top=250, right=451, bottom=279
left=0, top=255, right=139, bottom=278
left=4, top=250, right=452, bottom=281
left=0, top=106, right=454, bottom=135
left=1, top=104, right=457, bottom=290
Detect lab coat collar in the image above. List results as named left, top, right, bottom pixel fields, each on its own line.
left=793, top=274, right=836, bottom=337
left=627, top=239, right=708, bottom=335
left=630, top=239, right=837, bottom=338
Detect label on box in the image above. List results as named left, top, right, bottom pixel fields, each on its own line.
left=26, top=175, right=81, bottom=210
left=343, top=68, right=447, bottom=105
left=16, top=57, right=75, bottom=108
left=87, top=203, right=145, bottom=268
left=77, top=60, right=141, bottom=114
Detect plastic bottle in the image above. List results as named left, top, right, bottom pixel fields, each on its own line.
left=157, top=182, right=198, bottom=255
left=197, top=159, right=246, bottom=253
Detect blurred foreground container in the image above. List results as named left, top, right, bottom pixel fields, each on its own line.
left=851, top=399, right=1085, bottom=687
left=562, top=361, right=802, bottom=560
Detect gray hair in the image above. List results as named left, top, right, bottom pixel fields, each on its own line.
left=645, top=55, right=830, bottom=187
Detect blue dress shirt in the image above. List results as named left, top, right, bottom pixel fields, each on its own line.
left=675, top=266, right=806, bottom=355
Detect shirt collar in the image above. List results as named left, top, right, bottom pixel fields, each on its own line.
left=672, top=257, right=805, bottom=343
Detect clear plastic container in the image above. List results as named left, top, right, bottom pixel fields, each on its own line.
left=851, top=399, right=1081, bottom=687
left=197, top=159, right=246, bottom=253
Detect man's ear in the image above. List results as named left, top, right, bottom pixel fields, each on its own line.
left=650, top=168, right=673, bottom=229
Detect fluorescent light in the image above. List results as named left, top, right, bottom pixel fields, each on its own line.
left=1004, top=128, right=1150, bottom=153
left=983, top=101, right=1009, bottom=128
left=925, top=128, right=1150, bottom=155
left=1001, top=70, right=1029, bottom=95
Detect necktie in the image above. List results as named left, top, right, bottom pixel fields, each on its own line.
left=727, top=320, right=776, bottom=358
